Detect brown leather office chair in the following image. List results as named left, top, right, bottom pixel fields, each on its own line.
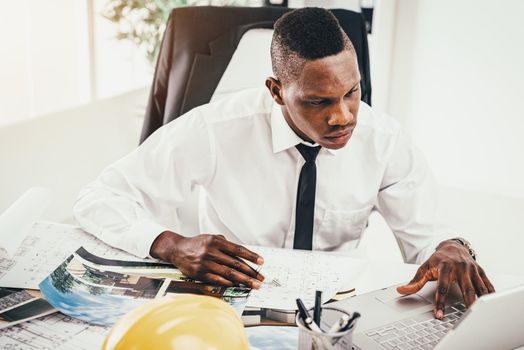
left=141, top=6, right=372, bottom=143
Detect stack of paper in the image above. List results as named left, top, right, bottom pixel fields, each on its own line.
left=246, top=246, right=366, bottom=310
left=0, top=312, right=109, bottom=349
left=0, top=187, right=52, bottom=258
left=0, top=222, right=141, bottom=289
left=0, top=288, right=55, bottom=330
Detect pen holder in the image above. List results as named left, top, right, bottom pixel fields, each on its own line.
left=296, top=307, right=356, bottom=350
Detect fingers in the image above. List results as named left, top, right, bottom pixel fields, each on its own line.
left=434, top=264, right=452, bottom=319
left=209, top=250, right=264, bottom=281
left=216, top=237, right=264, bottom=265
left=478, top=267, right=496, bottom=293
left=397, top=264, right=430, bottom=295
left=175, top=234, right=265, bottom=288
left=203, top=260, right=262, bottom=289
left=457, top=273, right=477, bottom=308
left=458, top=266, right=495, bottom=309
left=210, top=236, right=265, bottom=283
left=199, top=272, right=235, bottom=287
left=471, top=267, right=489, bottom=298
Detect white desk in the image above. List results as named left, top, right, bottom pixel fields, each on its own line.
left=1, top=257, right=523, bottom=349
left=351, top=259, right=524, bottom=297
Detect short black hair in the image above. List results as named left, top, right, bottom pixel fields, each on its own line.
left=271, top=7, right=354, bottom=83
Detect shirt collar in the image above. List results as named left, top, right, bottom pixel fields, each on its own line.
left=270, top=101, right=338, bottom=156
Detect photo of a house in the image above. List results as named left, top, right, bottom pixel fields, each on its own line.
left=39, top=247, right=251, bottom=325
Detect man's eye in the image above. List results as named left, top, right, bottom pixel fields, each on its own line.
left=346, top=87, right=359, bottom=97
left=309, top=100, right=324, bottom=106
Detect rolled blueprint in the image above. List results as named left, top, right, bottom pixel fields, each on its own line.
left=0, top=187, right=53, bottom=256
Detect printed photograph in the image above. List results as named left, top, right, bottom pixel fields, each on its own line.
left=39, top=247, right=252, bottom=325
left=163, top=281, right=251, bottom=316
left=75, top=247, right=191, bottom=282
left=0, top=288, right=56, bottom=329
left=39, top=251, right=169, bottom=325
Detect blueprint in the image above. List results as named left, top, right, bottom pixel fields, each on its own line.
left=245, top=246, right=366, bottom=310
left=0, top=312, right=108, bottom=349
left=0, top=222, right=143, bottom=289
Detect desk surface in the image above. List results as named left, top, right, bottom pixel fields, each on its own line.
left=352, top=259, right=524, bottom=296
left=1, top=259, right=523, bottom=350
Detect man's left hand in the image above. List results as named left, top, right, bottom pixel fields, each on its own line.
left=396, top=239, right=495, bottom=319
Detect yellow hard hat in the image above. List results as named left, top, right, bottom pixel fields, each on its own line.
left=102, top=295, right=249, bottom=350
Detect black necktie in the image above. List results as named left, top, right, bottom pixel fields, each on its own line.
left=293, top=144, right=321, bottom=250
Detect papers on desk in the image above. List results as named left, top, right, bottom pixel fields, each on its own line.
left=0, top=288, right=56, bottom=330
left=39, top=247, right=250, bottom=326
left=0, top=188, right=142, bottom=289
left=38, top=247, right=172, bottom=325
left=0, top=222, right=141, bottom=289
left=1, top=222, right=367, bottom=312
left=0, top=312, right=109, bottom=350
left=0, top=187, right=52, bottom=257
left=246, top=246, right=366, bottom=310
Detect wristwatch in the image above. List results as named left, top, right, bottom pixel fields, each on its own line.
left=451, top=237, right=477, bottom=260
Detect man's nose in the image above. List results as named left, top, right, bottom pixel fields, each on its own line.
left=327, top=102, right=353, bottom=126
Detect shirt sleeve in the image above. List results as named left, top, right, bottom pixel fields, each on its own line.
left=376, top=129, right=456, bottom=264
left=73, top=112, right=214, bottom=258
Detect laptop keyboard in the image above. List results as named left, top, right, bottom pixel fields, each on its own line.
left=364, top=302, right=466, bottom=350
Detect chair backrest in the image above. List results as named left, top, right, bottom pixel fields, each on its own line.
left=211, top=28, right=274, bottom=103
left=141, top=6, right=371, bottom=143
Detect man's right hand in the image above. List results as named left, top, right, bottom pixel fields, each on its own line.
left=149, top=231, right=265, bottom=289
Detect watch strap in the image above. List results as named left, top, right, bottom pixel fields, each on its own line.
left=451, top=237, right=477, bottom=260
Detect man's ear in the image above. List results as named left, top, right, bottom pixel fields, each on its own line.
left=265, top=77, right=285, bottom=105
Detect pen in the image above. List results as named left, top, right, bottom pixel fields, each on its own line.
left=251, top=264, right=281, bottom=287
left=313, top=290, right=322, bottom=325
left=304, top=316, right=323, bottom=332
left=296, top=299, right=335, bottom=350
left=328, top=314, right=350, bottom=333
left=240, top=257, right=282, bottom=287
left=304, top=317, right=335, bottom=350
left=296, top=298, right=311, bottom=324
left=263, top=273, right=282, bottom=287
left=329, top=312, right=361, bottom=348
left=342, top=311, right=361, bottom=332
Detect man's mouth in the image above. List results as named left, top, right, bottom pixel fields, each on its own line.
left=326, top=132, right=349, bottom=138
left=325, top=127, right=354, bottom=138
left=323, top=127, right=354, bottom=145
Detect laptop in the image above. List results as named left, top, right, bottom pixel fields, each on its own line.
left=328, top=282, right=524, bottom=350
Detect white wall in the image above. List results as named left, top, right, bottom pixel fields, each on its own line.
left=388, top=0, right=524, bottom=199
left=360, top=0, right=524, bottom=275
left=0, top=88, right=147, bottom=222
left=0, top=0, right=153, bottom=127
left=0, top=1, right=90, bottom=125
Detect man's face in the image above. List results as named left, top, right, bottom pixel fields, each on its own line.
left=270, top=50, right=361, bottom=150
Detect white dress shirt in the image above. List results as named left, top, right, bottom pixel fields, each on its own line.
left=74, top=87, right=455, bottom=263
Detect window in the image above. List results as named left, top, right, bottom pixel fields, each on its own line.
left=0, top=0, right=157, bottom=126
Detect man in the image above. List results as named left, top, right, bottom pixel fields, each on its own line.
left=74, top=7, right=494, bottom=319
